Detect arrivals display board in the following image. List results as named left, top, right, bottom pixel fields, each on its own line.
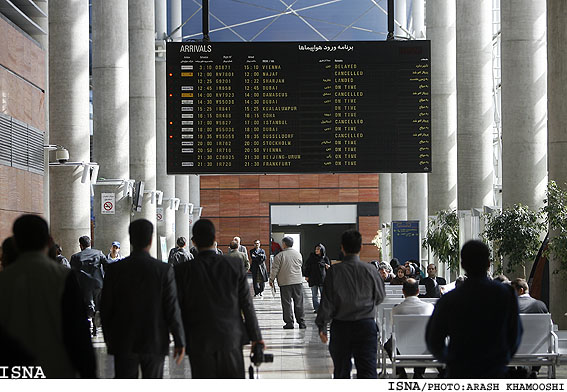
left=166, top=41, right=431, bottom=174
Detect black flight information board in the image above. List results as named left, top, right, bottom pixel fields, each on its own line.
left=166, top=41, right=431, bottom=174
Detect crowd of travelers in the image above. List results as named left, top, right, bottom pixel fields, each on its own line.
left=0, top=214, right=551, bottom=379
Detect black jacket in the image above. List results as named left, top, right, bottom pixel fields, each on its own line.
left=100, top=250, right=185, bottom=356
left=303, top=244, right=331, bottom=287
left=249, top=247, right=268, bottom=282
left=70, top=248, right=106, bottom=290
left=174, top=250, right=262, bottom=353
left=168, top=247, right=194, bottom=266
left=419, top=276, right=447, bottom=298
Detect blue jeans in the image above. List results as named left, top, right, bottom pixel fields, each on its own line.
left=311, top=285, right=322, bottom=311
left=329, top=318, right=378, bottom=379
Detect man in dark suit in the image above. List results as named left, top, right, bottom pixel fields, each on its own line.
left=511, top=278, right=548, bottom=313
left=426, top=240, right=522, bottom=378
left=419, top=263, right=447, bottom=298
left=100, top=219, right=185, bottom=378
left=0, top=215, right=96, bottom=378
left=174, top=219, right=264, bottom=378
left=70, top=235, right=107, bottom=336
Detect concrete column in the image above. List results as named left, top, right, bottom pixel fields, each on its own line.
left=129, top=0, right=158, bottom=256
left=92, top=0, right=131, bottom=255
left=188, top=174, right=200, bottom=238
left=155, top=0, right=175, bottom=259
left=379, top=173, right=392, bottom=226
left=426, top=0, right=458, bottom=215
left=395, top=0, right=408, bottom=38
left=501, top=0, right=547, bottom=277
left=456, top=0, right=494, bottom=210
left=501, top=0, right=547, bottom=210
left=170, top=0, right=182, bottom=40
left=48, top=0, right=91, bottom=257
left=175, top=177, right=189, bottom=240
left=169, top=0, right=189, bottom=241
left=391, top=173, right=408, bottom=221
left=407, top=173, right=428, bottom=260
left=547, top=0, right=567, bottom=328
left=407, top=0, right=428, bottom=262
left=412, top=0, right=425, bottom=39
left=379, top=173, right=392, bottom=262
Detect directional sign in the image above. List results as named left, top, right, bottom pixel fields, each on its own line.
left=101, top=193, right=115, bottom=215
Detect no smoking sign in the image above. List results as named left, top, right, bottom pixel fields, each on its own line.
left=101, top=193, right=116, bottom=215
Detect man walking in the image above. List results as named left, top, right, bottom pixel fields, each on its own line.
left=269, top=236, right=305, bottom=329
left=0, top=215, right=95, bottom=378
left=250, top=239, right=268, bottom=297
left=70, top=235, right=107, bottom=336
left=227, top=240, right=250, bottom=271
left=100, top=219, right=185, bottom=378
left=174, top=219, right=263, bottom=378
left=426, top=240, right=522, bottom=378
left=315, top=230, right=385, bottom=379
left=168, top=236, right=194, bottom=267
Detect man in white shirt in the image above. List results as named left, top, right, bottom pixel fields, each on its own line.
left=386, top=278, right=434, bottom=378
left=269, top=236, right=305, bottom=329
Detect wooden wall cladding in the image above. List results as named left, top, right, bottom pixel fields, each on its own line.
left=201, top=173, right=380, bottom=260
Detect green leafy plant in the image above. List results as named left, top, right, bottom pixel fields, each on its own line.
left=482, top=204, right=545, bottom=276
left=542, top=180, right=567, bottom=273
left=422, top=209, right=460, bottom=272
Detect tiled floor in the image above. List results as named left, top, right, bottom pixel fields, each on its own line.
left=92, top=279, right=567, bottom=379
left=93, top=280, right=334, bottom=379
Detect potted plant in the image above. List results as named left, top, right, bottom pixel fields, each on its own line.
left=482, top=204, right=545, bottom=277
left=542, top=180, right=567, bottom=274
left=422, top=209, right=460, bottom=272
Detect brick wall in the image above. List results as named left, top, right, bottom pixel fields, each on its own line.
left=200, top=173, right=380, bottom=260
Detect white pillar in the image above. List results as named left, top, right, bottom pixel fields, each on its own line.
left=427, top=0, right=458, bottom=215
left=547, top=0, right=567, bottom=328
left=501, top=0, right=547, bottom=210
left=501, top=0, right=547, bottom=277
left=456, top=0, right=494, bottom=210
left=188, top=174, right=200, bottom=238
left=129, top=0, right=158, bottom=256
left=412, top=0, right=425, bottom=39
left=175, top=177, right=189, bottom=240
left=407, top=0, right=428, bottom=262
left=48, top=0, right=91, bottom=256
left=169, top=0, right=189, bottom=242
left=170, top=0, right=182, bottom=41
left=379, top=173, right=392, bottom=262
left=155, top=0, right=175, bottom=259
left=92, top=0, right=131, bottom=255
left=407, top=173, right=428, bottom=260
left=395, top=0, right=408, bottom=38
left=391, top=173, right=408, bottom=221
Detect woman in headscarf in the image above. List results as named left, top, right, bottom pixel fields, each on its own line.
left=303, top=243, right=331, bottom=313
left=390, top=265, right=408, bottom=285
